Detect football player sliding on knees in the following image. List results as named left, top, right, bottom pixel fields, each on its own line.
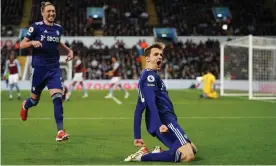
left=124, top=43, right=197, bottom=163
left=19, top=1, right=73, bottom=142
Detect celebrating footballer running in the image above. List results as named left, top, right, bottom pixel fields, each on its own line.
left=19, top=1, right=73, bottom=142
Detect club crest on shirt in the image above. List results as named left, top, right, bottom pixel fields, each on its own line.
left=28, top=27, right=34, bottom=33
left=147, top=75, right=155, bottom=82
left=56, top=30, right=60, bottom=35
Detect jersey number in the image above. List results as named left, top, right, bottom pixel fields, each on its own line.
left=138, top=87, right=145, bottom=103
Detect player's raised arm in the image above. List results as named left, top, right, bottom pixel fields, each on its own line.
left=20, top=25, right=42, bottom=49
left=133, top=97, right=146, bottom=142
left=20, top=38, right=32, bottom=49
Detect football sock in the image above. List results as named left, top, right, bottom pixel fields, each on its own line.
left=141, top=150, right=180, bottom=162
left=81, top=83, right=87, bottom=94
left=14, top=83, right=20, bottom=93
left=52, top=93, right=64, bottom=131
left=24, top=97, right=39, bottom=110
left=9, top=84, right=14, bottom=97
left=109, top=84, right=114, bottom=95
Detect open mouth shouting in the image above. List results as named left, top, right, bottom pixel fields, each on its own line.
left=157, top=60, right=162, bottom=67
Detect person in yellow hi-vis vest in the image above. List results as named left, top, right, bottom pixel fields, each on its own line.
left=196, top=68, right=218, bottom=99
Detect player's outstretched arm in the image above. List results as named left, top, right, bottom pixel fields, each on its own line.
left=133, top=98, right=145, bottom=146
left=59, top=42, right=73, bottom=62
left=141, top=75, right=162, bottom=127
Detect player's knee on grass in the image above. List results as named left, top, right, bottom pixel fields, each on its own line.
left=210, top=92, right=218, bottom=99
left=207, top=92, right=218, bottom=99
left=178, top=143, right=195, bottom=162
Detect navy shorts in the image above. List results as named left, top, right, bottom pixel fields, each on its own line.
left=31, top=67, right=62, bottom=95
left=155, top=121, right=191, bottom=152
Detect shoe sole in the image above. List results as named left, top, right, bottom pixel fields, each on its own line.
left=56, top=135, right=69, bottom=142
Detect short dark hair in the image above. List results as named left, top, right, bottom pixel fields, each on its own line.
left=144, top=42, right=165, bottom=57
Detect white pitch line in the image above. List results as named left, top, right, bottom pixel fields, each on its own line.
left=2, top=116, right=276, bottom=120
left=111, top=96, right=122, bottom=105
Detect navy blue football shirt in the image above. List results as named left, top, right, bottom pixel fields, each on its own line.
left=134, top=69, right=177, bottom=139
left=26, top=21, right=63, bottom=68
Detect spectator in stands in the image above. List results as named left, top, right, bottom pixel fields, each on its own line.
left=0, top=38, right=224, bottom=81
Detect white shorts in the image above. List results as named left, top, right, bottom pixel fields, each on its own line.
left=9, top=73, right=19, bottom=84
left=110, top=77, right=121, bottom=84
left=73, top=73, right=83, bottom=82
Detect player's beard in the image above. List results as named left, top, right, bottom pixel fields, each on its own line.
left=47, top=15, right=55, bottom=23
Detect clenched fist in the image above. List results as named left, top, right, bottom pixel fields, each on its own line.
left=159, top=125, right=168, bottom=133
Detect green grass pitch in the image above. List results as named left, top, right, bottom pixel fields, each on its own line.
left=1, top=90, right=276, bottom=165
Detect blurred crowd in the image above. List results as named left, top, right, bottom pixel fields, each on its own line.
left=1, top=39, right=220, bottom=80
left=61, top=39, right=219, bottom=80
left=1, top=0, right=23, bottom=36
left=65, top=40, right=144, bottom=80
left=160, top=39, right=220, bottom=79
left=1, top=0, right=275, bottom=36
left=1, top=0, right=274, bottom=80
left=224, top=46, right=276, bottom=81
left=29, top=0, right=152, bottom=36
left=155, top=0, right=276, bottom=36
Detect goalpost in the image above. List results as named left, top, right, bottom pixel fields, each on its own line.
left=220, top=35, right=276, bottom=100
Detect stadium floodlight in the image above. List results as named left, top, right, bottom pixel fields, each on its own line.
left=220, top=35, right=276, bottom=100
left=222, top=24, right=228, bottom=30
left=217, top=13, right=222, bottom=17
